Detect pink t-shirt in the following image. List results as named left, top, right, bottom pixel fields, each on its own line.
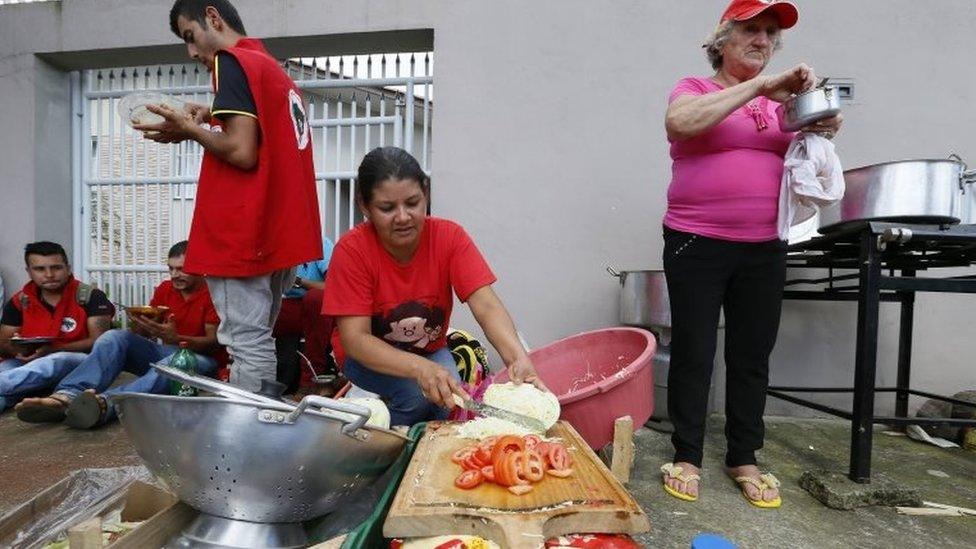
left=664, top=77, right=795, bottom=242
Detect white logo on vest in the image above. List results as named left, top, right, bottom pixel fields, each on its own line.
left=288, top=89, right=310, bottom=150
left=60, top=317, right=78, bottom=333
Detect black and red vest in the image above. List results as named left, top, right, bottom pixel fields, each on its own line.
left=12, top=278, right=90, bottom=343
left=185, top=37, right=323, bottom=277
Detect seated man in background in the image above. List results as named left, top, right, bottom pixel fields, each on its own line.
left=16, top=241, right=223, bottom=428
left=274, top=236, right=339, bottom=396
left=0, top=242, right=113, bottom=412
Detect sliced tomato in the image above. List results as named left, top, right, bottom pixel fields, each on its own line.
left=451, top=446, right=475, bottom=464
left=454, top=469, right=484, bottom=489
left=474, top=444, right=492, bottom=466
left=543, top=534, right=642, bottom=548
left=520, top=450, right=546, bottom=482
left=494, top=450, right=522, bottom=487
left=481, top=465, right=495, bottom=483
left=534, top=441, right=551, bottom=461
left=433, top=539, right=466, bottom=549
left=490, top=435, right=526, bottom=465
left=547, top=443, right=572, bottom=470
left=546, top=468, right=574, bottom=478
left=461, top=452, right=484, bottom=471
left=507, top=484, right=534, bottom=495
left=523, top=434, right=542, bottom=449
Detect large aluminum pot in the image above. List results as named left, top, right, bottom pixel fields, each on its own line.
left=819, top=156, right=976, bottom=230
left=607, top=267, right=670, bottom=329
left=114, top=370, right=408, bottom=523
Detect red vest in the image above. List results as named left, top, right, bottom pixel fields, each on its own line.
left=185, top=38, right=323, bottom=277
left=13, top=278, right=90, bottom=343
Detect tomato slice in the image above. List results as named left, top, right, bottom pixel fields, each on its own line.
left=534, top=441, right=551, bottom=462
left=520, top=450, right=546, bottom=482
left=546, top=468, right=574, bottom=478
left=451, top=446, right=475, bottom=464
left=523, top=434, right=542, bottom=449
left=454, top=469, right=484, bottom=489
left=462, top=452, right=484, bottom=471
left=547, top=443, right=572, bottom=470
left=481, top=465, right=495, bottom=483
left=433, top=539, right=466, bottom=549
left=493, top=451, right=522, bottom=487
left=490, top=435, right=526, bottom=465
left=474, top=444, right=492, bottom=466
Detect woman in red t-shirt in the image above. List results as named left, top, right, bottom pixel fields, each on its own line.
left=323, top=147, right=543, bottom=426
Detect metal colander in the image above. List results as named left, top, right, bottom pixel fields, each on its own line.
left=113, top=367, right=408, bottom=523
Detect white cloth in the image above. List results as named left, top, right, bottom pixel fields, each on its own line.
left=777, top=133, right=845, bottom=241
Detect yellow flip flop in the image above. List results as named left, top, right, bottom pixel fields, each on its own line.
left=660, top=463, right=700, bottom=502
left=733, top=473, right=782, bottom=508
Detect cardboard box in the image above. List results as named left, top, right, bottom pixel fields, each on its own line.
left=0, top=471, right=194, bottom=549
left=106, top=481, right=194, bottom=549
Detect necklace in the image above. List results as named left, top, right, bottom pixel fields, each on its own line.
left=745, top=98, right=768, bottom=132
left=714, top=75, right=769, bottom=132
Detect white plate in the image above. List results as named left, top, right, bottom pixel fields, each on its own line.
left=117, top=92, right=186, bottom=127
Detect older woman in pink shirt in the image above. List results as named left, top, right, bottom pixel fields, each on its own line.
left=660, top=0, right=842, bottom=507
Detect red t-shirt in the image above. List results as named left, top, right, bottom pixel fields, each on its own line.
left=150, top=280, right=223, bottom=362
left=323, top=217, right=496, bottom=365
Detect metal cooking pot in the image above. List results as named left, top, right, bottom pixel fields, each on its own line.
left=819, top=156, right=976, bottom=231
left=114, top=364, right=409, bottom=524
left=776, top=86, right=841, bottom=132
left=607, top=267, right=670, bottom=329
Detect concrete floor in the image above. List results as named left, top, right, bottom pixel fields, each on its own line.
left=0, top=409, right=141, bottom=514
left=1, top=412, right=974, bottom=548
left=627, top=416, right=976, bottom=549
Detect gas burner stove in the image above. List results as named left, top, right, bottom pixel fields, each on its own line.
left=788, top=221, right=976, bottom=272
left=772, top=220, right=976, bottom=483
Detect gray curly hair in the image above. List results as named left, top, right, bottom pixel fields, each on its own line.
left=703, top=21, right=783, bottom=71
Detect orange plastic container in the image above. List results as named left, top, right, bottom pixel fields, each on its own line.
left=496, top=327, right=656, bottom=449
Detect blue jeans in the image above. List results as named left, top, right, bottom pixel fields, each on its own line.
left=343, top=346, right=460, bottom=427
left=53, top=329, right=217, bottom=422
left=0, top=352, right=88, bottom=410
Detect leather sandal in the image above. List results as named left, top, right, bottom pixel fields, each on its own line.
left=661, top=463, right=700, bottom=502
left=65, top=390, right=109, bottom=429
left=733, top=473, right=782, bottom=509
left=15, top=393, right=72, bottom=423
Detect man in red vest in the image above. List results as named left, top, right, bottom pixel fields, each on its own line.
left=15, top=241, right=224, bottom=426
left=136, top=0, right=323, bottom=392
left=0, top=242, right=114, bottom=411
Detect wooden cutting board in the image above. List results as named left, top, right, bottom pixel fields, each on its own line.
left=383, top=421, right=649, bottom=548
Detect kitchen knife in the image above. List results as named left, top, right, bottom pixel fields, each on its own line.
left=452, top=394, right=547, bottom=433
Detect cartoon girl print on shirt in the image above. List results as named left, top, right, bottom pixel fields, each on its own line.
left=373, top=301, right=446, bottom=352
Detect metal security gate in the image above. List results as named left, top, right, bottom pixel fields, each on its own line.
left=72, top=52, right=433, bottom=307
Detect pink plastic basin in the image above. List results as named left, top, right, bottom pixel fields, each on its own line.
left=496, top=327, right=656, bottom=449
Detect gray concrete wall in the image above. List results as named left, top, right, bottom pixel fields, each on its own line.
left=2, top=0, right=975, bottom=416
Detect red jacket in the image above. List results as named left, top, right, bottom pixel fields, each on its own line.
left=12, top=278, right=91, bottom=344
left=185, top=37, right=322, bottom=277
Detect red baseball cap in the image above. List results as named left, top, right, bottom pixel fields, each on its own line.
left=720, top=0, right=799, bottom=29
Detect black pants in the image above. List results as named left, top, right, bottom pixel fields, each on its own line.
left=663, top=226, right=787, bottom=468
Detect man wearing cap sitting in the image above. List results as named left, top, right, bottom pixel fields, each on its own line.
left=0, top=242, right=114, bottom=411
left=16, top=241, right=224, bottom=428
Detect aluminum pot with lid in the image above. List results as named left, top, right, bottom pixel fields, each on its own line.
left=818, top=155, right=976, bottom=230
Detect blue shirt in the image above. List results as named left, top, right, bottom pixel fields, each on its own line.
left=285, top=237, right=334, bottom=299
